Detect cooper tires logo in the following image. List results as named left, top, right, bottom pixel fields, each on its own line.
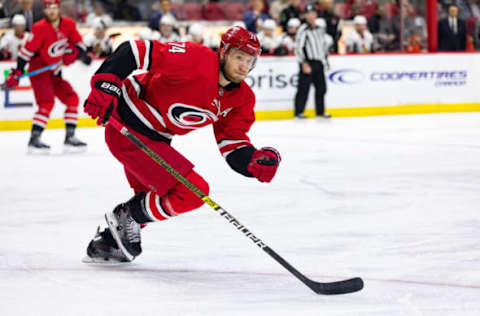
left=329, top=69, right=364, bottom=84
left=167, top=103, right=217, bottom=130
left=48, top=39, right=69, bottom=58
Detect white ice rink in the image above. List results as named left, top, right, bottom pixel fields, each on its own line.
left=1, top=113, right=479, bottom=315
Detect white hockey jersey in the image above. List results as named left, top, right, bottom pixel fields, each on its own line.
left=344, top=30, right=374, bottom=53
left=83, top=33, right=113, bottom=57
left=257, top=32, right=281, bottom=51
left=0, top=30, right=29, bottom=60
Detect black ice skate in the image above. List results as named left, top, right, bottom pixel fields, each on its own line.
left=27, top=131, right=50, bottom=154
left=105, top=203, right=142, bottom=261
left=64, top=125, right=87, bottom=152
left=83, top=226, right=131, bottom=263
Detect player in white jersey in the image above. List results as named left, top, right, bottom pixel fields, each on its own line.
left=151, top=14, right=180, bottom=43
left=315, top=18, right=334, bottom=53
left=257, top=19, right=281, bottom=54
left=344, top=15, right=374, bottom=54
left=0, top=15, right=29, bottom=60
left=280, top=18, right=300, bottom=54
left=83, top=17, right=113, bottom=57
left=181, top=23, right=214, bottom=48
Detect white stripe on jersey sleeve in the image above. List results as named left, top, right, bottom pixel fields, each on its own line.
left=218, top=139, right=249, bottom=150
left=143, top=40, right=151, bottom=71
left=129, top=39, right=140, bottom=69
left=123, top=80, right=173, bottom=139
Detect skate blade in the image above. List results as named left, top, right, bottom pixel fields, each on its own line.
left=82, top=255, right=130, bottom=265
left=63, top=144, right=87, bottom=154
left=104, top=212, right=135, bottom=261
left=27, top=146, right=51, bottom=155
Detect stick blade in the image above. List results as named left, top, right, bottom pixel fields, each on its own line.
left=308, top=277, right=364, bottom=295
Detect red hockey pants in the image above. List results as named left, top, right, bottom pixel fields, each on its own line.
left=105, top=123, right=209, bottom=221
left=29, top=69, right=79, bottom=129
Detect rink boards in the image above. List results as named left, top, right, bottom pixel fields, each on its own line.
left=1, top=53, right=479, bottom=131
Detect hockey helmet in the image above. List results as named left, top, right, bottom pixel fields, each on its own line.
left=44, top=0, right=61, bottom=6
left=160, top=14, right=176, bottom=26
left=287, top=18, right=301, bottom=29
left=262, top=19, right=277, bottom=30
left=12, top=14, right=26, bottom=26
left=189, top=23, right=204, bottom=37
left=219, top=26, right=261, bottom=59
left=91, top=17, right=108, bottom=30
left=353, top=15, right=367, bottom=25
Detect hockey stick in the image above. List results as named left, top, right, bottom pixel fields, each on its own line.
left=1, top=63, right=59, bottom=90
left=107, top=117, right=364, bottom=295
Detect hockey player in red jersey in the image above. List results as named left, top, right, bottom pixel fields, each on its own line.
left=82, top=26, right=281, bottom=263
left=5, top=0, right=92, bottom=152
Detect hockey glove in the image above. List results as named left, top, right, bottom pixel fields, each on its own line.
left=80, top=52, right=92, bottom=66
left=5, top=68, right=23, bottom=89
left=63, top=45, right=78, bottom=66
left=84, top=73, right=122, bottom=125
left=247, top=147, right=281, bottom=183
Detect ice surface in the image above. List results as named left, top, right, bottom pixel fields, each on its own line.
left=1, top=113, right=480, bottom=315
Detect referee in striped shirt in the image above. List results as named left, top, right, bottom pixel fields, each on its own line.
left=294, top=4, right=330, bottom=119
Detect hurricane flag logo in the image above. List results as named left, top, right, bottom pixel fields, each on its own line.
left=167, top=103, right=217, bottom=130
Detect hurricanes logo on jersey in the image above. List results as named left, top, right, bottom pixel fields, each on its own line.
left=48, top=39, right=69, bottom=58
left=167, top=103, right=217, bottom=130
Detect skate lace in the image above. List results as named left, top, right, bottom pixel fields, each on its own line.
left=126, top=217, right=141, bottom=243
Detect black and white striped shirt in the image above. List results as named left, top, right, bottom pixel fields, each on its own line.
left=295, top=23, right=329, bottom=64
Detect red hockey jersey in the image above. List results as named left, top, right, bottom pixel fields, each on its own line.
left=121, top=40, right=256, bottom=158
left=19, top=17, right=85, bottom=70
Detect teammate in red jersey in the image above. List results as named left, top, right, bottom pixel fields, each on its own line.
left=82, top=26, right=281, bottom=263
left=5, top=0, right=92, bottom=152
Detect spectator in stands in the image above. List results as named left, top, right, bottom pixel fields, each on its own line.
left=280, top=0, right=302, bottom=31
left=258, top=19, right=282, bottom=54
left=83, top=17, right=113, bottom=58
left=152, top=14, right=180, bottom=43
left=344, top=15, right=374, bottom=53
left=243, top=0, right=270, bottom=33
left=438, top=3, right=467, bottom=51
left=0, top=14, right=29, bottom=60
left=149, top=0, right=177, bottom=31
left=114, top=0, right=142, bottom=21
left=10, top=0, right=43, bottom=31
left=471, top=0, right=480, bottom=19
left=269, top=0, right=289, bottom=23
left=316, top=0, right=340, bottom=52
left=86, top=2, right=113, bottom=27
left=315, top=18, right=334, bottom=52
left=368, top=7, right=399, bottom=52
left=281, top=17, right=301, bottom=54
left=403, top=6, right=427, bottom=52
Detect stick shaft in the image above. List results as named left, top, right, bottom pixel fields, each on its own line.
left=108, top=118, right=318, bottom=290
left=19, top=63, right=59, bottom=79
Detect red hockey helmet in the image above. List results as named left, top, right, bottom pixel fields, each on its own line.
left=44, top=0, right=61, bottom=7
left=219, top=26, right=261, bottom=59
